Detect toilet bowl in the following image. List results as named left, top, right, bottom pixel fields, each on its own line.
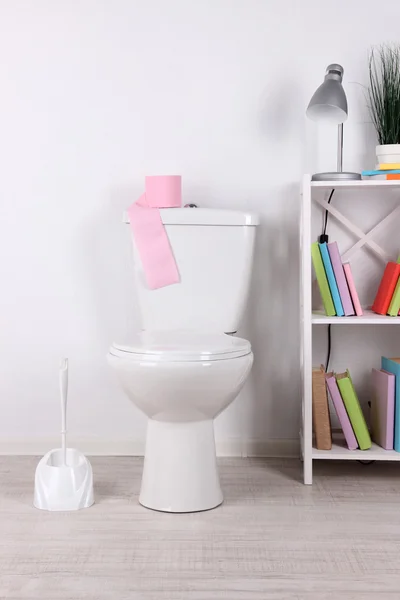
left=109, top=206, right=258, bottom=512
left=108, top=330, right=253, bottom=512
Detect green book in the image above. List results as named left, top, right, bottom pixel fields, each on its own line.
left=311, top=242, right=336, bottom=316
left=388, top=277, right=400, bottom=316
left=336, top=370, right=372, bottom=450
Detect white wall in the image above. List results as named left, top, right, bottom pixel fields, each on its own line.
left=1, top=0, right=399, bottom=454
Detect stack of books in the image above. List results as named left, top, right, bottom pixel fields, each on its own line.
left=313, top=366, right=371, bottom=450
left=313, top=357, right=400, bottom=452
left=372, top=258, right=400, bottom=316
left=311, top=241, right=362, bottom=316
left=362, top=163, right=400, bottom=180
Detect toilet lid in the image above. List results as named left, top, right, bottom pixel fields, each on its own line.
left=110, top=331, right=251, bottom=362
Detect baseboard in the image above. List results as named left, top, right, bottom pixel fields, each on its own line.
left=0, top=436, right=300, bottom=458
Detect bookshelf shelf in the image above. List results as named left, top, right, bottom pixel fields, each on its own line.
left=312, top=309, right=400, bottom=325
left=300, top=174, right=400, bottom=485
left=312, top=440, right=400, bottom=461
left=311, top=179, right=400, bottom=190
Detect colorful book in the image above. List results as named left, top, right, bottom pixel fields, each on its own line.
left=362, top=174, right=400, bottom=180
left=388, top=277, right=400, bottom=316
left=325, top=372, right=358, bottom=450
left=371, top=368, right=395, bottom=450
left=312, top=366, right=332, bottom=450
left=327, top=242, right=355, bottom=316
left=381, top=357, right=400, bottom=452
left=362, top=169, right=400, bottom=176
left=336, top=370, right=372, bottom=450
left=343, top=262, right=363, bottom=316
left=379, top=163, right=400, bottom=170
left=372, top=262, right=400, bottom=315
left=311, top=242, right=336, bottom=316
left=319, top=243, right=344, bottom=316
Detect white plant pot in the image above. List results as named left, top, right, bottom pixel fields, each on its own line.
left=376, top=144, right=400, bottom=165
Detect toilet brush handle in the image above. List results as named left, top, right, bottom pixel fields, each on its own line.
left=60, top=358, right=68, bottom=466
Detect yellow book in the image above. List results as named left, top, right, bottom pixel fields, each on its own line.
left=388, top=277, right=400, bottom=316
left=379, top=163, right=400, bottom=170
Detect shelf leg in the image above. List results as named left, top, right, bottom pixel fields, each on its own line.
left=301, top=175, right=313, bottom=485
left=303, top=456, right=313, bottom=485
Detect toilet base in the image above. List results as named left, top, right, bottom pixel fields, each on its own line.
left=139, top=419, right=223, bottom=513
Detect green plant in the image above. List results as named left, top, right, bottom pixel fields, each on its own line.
left=368, top=45, right=400, bottom=145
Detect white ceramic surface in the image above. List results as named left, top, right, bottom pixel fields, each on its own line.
left=140, top=420, right=223, bottom=512
left=109, top=208, right=258, bottom=512
left=376, top=144, right=400, bottom=165
left=108, top=348, right=253, bottom=512
left=127, top=208, right=258, bottom=333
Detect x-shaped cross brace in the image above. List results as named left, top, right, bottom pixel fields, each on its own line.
left=314, top=196, right=400, bottom=264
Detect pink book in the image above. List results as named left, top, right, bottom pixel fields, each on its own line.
left=371, top=368, right=395, bottom=450
left=327, top=243, right=355, bottom=315
left=343, top=262, right=363, bottom=316
left=325, top=373, right=358, bottom=450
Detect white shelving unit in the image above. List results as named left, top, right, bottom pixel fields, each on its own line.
left=300, top=175, right=400, bottom=484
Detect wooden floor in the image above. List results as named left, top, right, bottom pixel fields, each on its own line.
left=1, top=457, right=400, bottom=599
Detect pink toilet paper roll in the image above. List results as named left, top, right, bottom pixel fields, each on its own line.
left=128, top=176, right=181, bottom=289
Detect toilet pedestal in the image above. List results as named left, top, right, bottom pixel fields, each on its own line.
left=139, top=419, right=223, bottom=513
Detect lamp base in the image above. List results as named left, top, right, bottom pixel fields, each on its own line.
left=311, top=171, right=361, bottom=182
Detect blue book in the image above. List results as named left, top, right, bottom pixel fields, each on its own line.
left=319, top=243, right=344, bottom=316
left=362, top=169, right=400, bottom=176
left=381, top=357, right=400, bottom=452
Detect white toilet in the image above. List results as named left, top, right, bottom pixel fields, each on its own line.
left=108, top=207, right=259, bottom=513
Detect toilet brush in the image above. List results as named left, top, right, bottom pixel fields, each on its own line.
left=60, top=358, right=68, bottom=467
left=33, top=359, right=94, bottom=511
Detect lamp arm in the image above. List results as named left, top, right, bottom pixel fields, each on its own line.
left=337, top=123, right=343, bottom=172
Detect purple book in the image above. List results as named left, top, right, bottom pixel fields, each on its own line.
left=325, top=373, right=358, bottom=450
left=371, top=368, right=395, bottom=450
left=327, top=242, right=355, bottom=316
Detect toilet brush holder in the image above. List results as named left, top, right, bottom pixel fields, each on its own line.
left=34, top=448, right=94, bottom=511
left=34, top=359, right=94, bottom=511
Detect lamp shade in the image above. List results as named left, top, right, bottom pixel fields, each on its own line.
left=306, top=64, right=348, bottom=125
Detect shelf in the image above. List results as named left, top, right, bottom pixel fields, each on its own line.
left=313, top=440, right=400, bottom=461
left=311, top=179, right=400, bottom=190
left=312, top=309, right=400, bottom=325
left=301, top=175, right=400, bottom=483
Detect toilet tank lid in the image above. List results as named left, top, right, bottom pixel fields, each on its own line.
left=123, top=208, right=259, bottom=226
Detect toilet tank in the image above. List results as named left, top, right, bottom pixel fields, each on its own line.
left=124, top=208, right=259, bottom=332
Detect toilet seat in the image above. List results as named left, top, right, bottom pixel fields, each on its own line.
left=109, top=331, right=251, bottom=362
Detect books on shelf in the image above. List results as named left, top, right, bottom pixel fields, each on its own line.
left=372, top=262, right=400, bottom=316
left=327, top=243, right=355, bottom=316
left=362, top=169, right=400, bottom=180
left=314, top=367, right=374, bottom=451
left=381, top=358, right=400, bottom=452
left=362, top=164, right=400, bottom=180
left=312, top=236, right=400, bottom=318
left=379, top=164, right=400, bottom=170
left=319, top=243, right=344, bottom=316
left=325, top=373, right=358, bottom=450
left=336, top=370, right=372, bottom=450
left=312, top=366, right=332, bottom=450
left=311, top=242, right=336, bottom=316
left=371, top=368, right=395, bottom=450
left=313, top=358, right=400, bottom=454
left=311, top=240, right=360, bottom=317
left=343, top=263, right=363, bottom=316
left=388, top=278, right=400, bottom=316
